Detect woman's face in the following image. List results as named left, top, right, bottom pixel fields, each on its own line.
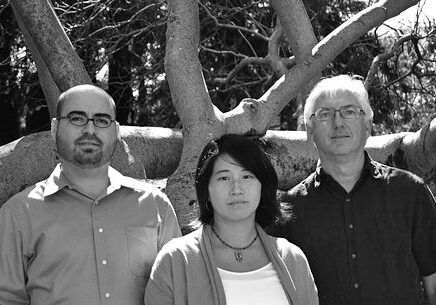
left=208, top=154, right=261, bottom=225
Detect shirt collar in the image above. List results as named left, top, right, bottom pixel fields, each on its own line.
left=314, top=151, right=382, bottom=187
left=43, top=164, right=69, bottom=197
left=42, top=163, right=132, bottom=197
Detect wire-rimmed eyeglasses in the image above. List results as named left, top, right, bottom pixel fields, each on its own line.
left=57, top=112, right=116, bottom=128
left=310, top=105, right=365, bottom=122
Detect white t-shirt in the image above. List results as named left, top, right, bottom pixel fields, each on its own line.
left=217, top=262, right=289, bottom=305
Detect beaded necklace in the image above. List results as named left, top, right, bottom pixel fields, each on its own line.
left=211, top=226, right=258, bottom=262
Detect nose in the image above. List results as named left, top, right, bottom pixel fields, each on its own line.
left=81, top=119, right=97, bottom=134
left=231, top=179, right=243, bottom=195
left=332, top=110, right=344, bottom=127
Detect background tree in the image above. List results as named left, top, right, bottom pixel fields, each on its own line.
left=0, top=3, right=25, bottom=143
left=1, top=0, right=436, bottom=228
left=2, top=0, right=434, bottom=142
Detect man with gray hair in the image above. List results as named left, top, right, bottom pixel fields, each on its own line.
left=0, top=84, right=181, bottom=305
left=269, top=75, right=436, bottom=305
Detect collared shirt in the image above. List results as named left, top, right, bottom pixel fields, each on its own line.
left=0, top=164, right=181, bottom=305
left=268, top=152, right=436, bottom=305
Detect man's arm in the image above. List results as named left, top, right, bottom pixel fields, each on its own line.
left=0, top=205, right=30, bottom=305
left=156, top=192, right=182, bottom=250
left=412, top=183, right=436, bottom=305
left=424, top=273, right=436, bottom=305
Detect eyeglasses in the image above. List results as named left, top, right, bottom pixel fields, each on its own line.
left=57, top=112, right=116, bottom=128
left=310, top=105, right=365, bottom=121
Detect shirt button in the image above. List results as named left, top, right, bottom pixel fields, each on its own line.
left=351, top=253, right=357, bottom=259
left=348, top=224, right=354, bottom=229
left=345, top=198, right=351, bottom=202
left=102, top=259, right=107, bottom=265
left=98, top=228, right=104, bottom=233
left=94, top=200, right=99, bottom=205
left=105, top=292, right=111, bottom=298
left=354, top=283, right=360, bottom=289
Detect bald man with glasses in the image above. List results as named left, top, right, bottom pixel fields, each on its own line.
left=269, top=75, right=436, bottom=305
left=0, top=84, right=181, bottom=305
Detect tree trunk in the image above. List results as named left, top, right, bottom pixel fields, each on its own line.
left=10, top=0, right=91, bottom=99
left=6, top=0, right=432, bottom=230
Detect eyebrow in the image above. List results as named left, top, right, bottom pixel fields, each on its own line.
left=66, top=111, right=113, bottom=118
left=94, top=113, right=113, bottom=118
left=66, top=110, right=86, bottom=116
left=318, top=104, right=356, bottom=109
left=212, top=169, right=231, bottom=175
left=212, top=168, right=252, bottom=175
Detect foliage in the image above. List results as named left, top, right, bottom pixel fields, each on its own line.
left=370, top=21, right=436, bottom=134
left=0, top=0, right=435, bottom=146
left=0, top=2, right=46, bottom=143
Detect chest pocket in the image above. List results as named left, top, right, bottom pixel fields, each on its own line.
left=125, top=226, right=158, bottom=278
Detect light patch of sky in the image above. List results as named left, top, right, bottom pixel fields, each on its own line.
left=382, top=0, right=435, bottom=28
left=96, top=63, right=108, bottom=82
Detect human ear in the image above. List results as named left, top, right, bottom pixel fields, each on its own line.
left=306, top=125, right=314, bottom=142
left=115, top=122, right=121, bottom=140
left=364, top=119, right=372, bottom=138
left=50, top=118, right=58, bottom=142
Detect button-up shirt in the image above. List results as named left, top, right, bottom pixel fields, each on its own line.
left=0, top=164, right=181, bottom=305
left=269, top=152, right=436, bottom=305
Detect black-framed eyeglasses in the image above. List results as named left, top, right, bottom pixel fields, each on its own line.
left=57, top=112, right=116, bottom=128
left=310, top=105, right=365, bottom=122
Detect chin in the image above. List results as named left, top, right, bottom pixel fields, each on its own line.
left=74, top=157, right=105, bottom=168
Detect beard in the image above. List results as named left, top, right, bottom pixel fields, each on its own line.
left=56, top=133, right=117, bottom=169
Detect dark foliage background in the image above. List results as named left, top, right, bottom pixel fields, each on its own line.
left=0, top=0, right=435, bottom=145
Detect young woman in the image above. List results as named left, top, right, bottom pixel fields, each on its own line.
left=145, top=134, right=318, bottom=305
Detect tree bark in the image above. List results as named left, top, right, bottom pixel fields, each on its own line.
left=270, top=0, right=320, bottom=130
left=164, top=0, right=227, bottom=223
left=259, top=0, right=419, bottom=117
left=10, top=0, right=91, bottom=97
left=12, top=3, right=59, bottom=119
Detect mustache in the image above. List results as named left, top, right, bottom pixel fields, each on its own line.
left=74, top=135, right=103, bottom=145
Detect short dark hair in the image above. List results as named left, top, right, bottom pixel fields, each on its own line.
left=195, top=134, right=281, bottom=228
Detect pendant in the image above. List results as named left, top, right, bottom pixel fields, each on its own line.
left=234, top=250, right=243, bottom=262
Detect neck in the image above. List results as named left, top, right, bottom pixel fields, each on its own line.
left=212, top=219, right=257, bottom=246
left=60, top=161, right=110, bottom=198
left=319, top=152, right=365, bottom=193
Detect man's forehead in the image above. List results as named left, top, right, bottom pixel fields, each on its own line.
left=61, top=90, right=115, bottom=115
